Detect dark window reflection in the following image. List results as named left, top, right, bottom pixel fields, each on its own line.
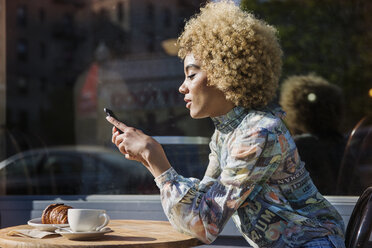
left=17, top=39, right=28, bottom=62
left=337, top=116, right=372, bottom=195
left=146, top=32, right=155, bottom=52
left=0, top=144, right=209, bottom=195
left=117, top=2, right=124, bottom=22
left=146, top=2, right=154, bottom=21
left=16, top=6, right=27, bottom=27
left=163, top=8, right=171, bottom=28
left=2, top=0, right=210, bottom=196
left=39, top=42, right=47, bottom=59
left=39, top=77, right=47, bottom=92
left=19, top=110, right=28, bottom=131
left=241, top=0, right=372, bottom=196
left=39, top=8, right=45, bottom=23
left=2, top=0, right=370, bottom=196
left=17, top=76, right=28, bottom=94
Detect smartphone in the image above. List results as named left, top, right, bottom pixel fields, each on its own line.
left=104, top=108, right=123, bottom=134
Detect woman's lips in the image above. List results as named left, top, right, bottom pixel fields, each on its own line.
left=184, top=98, right=191, bottom=109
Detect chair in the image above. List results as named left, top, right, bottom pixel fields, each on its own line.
left=345, top=186, right=372, bottom=248
left=337, top=115, right=372, bottom=195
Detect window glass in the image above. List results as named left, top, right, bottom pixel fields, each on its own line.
left=16, top=5, right=27, bottom=27
left=0, top=0, right=371, bottom=196
left=1, top=151, right=43, bottom=194
left=239, top=0, right=372, bottom=196
left=38, top=8, right=45, bottom=23
left=17, top=39, right=28, bottom=62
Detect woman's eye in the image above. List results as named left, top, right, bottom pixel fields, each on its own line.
left=187, top=74, right=196, bottom=79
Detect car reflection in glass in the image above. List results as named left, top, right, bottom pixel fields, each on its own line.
left=0, top=146, right=157, bottom=195
left=0, top=142, right=210, bottom=195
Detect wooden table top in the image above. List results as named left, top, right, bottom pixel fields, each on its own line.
left=0, top=219, right=203, bottom=247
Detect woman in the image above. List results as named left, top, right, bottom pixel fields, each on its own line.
left=279, top=73, right=345, bottom=195
left=106, top=2, right=345, bottom=247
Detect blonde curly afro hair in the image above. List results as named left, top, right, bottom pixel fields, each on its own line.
left=279, top=73, right=343, bottom=136
left=177, top=1, right=283, bottom=109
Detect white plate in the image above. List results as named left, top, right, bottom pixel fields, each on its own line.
left=55, top=227, right=113, bottom=240
left=27, top=218, right=69, bottom=232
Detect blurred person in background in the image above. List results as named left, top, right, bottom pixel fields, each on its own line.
left=279, top=73, right=345, bottom=195
left=107, top=2, right=345, bottom=247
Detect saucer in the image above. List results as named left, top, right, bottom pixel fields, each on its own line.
left=55, top=227, right=113, bottom=240
left=27, top=218, right=69, bottom=232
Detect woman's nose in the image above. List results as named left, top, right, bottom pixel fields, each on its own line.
left=179, top=81, right=188, bottom=94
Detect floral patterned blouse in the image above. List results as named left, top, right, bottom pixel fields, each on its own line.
left=154, top=106, right=345, bottom=248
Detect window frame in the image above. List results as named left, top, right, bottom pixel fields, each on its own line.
left=0, top=0, right=6, bottom=162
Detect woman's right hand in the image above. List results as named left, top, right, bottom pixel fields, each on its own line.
left=106, top=116, right=171, bottom=177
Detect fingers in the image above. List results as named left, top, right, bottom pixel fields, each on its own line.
left=112, top=130, right=128, bottom=154
left=114, top=133, right=123, bottom=147
left=118, top=141, right=127, bottom=154
left=112, top=126, right=121, bottom=135
left=111, top=128, right=119, bottom=143
left=106, top=116, right=128, bottom=133
left=125, top=153, right=134, bottom=160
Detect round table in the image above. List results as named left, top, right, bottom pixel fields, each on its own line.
left=0, top=219, right=203, bottom=247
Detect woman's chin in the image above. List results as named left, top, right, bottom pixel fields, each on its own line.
left=190, top=110, right=208, bottom=119
left=189, top=113, right=199, bottom=119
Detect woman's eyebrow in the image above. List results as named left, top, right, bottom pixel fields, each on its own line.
left=185, top=64, right=200, bottom=72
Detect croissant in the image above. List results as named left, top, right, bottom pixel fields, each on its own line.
left=41, top=203, right=72, bottom=224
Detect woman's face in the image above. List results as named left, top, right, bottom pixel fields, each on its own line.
left=179, top=53, right=234, bottom=119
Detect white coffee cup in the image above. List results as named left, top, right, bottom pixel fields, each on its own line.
left=68, top=209, right=110, bottom=232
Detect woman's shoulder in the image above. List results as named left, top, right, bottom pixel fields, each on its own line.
left=241, top=106, right=284, bottom=132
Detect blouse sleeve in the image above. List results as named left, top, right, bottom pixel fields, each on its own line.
left=154, top=127, right=283, bottom=244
